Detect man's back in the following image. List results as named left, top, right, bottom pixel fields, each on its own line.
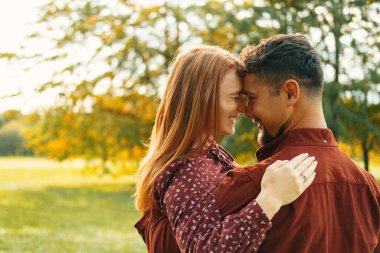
left=214, top=129, right=380, bottom=252
left=260, top=145, right=379, bottom=252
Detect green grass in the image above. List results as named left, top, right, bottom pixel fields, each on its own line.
left=0, top=157, right=146, bottom=253
left=0, top=157, right=378, bottom=253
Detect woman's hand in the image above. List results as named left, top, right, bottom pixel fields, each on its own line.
left=256, top=153, right=317, bottom=220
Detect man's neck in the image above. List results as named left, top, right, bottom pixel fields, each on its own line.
left=284, top=103, right=327, bottom=132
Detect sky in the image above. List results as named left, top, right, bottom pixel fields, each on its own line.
left=0, top=0, right=184, bottom=114
left=0, top=0, right=53, bottom=113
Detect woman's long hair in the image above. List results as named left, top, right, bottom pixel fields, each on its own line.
left=135, top=45, right=242, bottom=214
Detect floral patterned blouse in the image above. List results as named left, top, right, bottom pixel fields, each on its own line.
left=152, top=144, right=272, bottom=252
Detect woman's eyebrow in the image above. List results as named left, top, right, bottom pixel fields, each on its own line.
left=229, top=91, right=242, bottom=95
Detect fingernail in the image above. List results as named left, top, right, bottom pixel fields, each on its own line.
left=304, top=153, right=309, bottom=157
left=310, top=156, right=315, bottom=160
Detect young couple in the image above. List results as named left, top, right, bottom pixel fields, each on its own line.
left=134, top=34, right=380, bottom=253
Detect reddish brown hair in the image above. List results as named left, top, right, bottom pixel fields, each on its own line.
left=135, top=45, right=242, bottom=214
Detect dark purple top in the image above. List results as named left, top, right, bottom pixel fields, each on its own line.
left=135, top=144, right=272, bottom=252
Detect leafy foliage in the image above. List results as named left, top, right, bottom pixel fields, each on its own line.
left=16, top=0, right=380, bottom=172
left=23, top=93, right=156, bottom=175
left=0, top=111, right=34, bottom=156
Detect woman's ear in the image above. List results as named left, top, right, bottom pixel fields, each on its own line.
left=282, top=79, right=300, bottom=105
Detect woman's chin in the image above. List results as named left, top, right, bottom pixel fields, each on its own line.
left=222, top=128, right=235, bottom=136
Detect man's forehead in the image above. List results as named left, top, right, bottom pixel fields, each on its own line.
left=242, top=80, right=259, bottom=95
left=242, top=75, right=268, bottom=92
left=243, top=73, right=261, bottom=83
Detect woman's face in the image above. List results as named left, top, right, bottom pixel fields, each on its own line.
left=219, top=69, right=244, bottom=136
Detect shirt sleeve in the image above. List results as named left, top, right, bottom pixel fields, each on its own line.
left=163, top=161, right=272, bottom=253
left=375, top=234, right=380, bottom=253
left=369, top=174, right=380, bottom=253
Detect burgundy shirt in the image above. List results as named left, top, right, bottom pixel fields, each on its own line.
left=214, top=128, right=380, bottom=253
left=135, top=144, right=272, bottom=252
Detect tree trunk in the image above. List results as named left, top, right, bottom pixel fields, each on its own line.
left=361, top=141, right=369, bottom=171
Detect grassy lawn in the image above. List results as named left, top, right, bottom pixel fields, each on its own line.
left=0, top=157, right=379, bottom=253
left=0, top=157, right=146, bottom=253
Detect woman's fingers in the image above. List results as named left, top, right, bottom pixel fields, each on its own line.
left=299, top=161, right=318, bottom=191
left=293, top=156, right=316, bottom=176
left=284, top=153, right=309, bottom=170
left=302, top=171, right=317, bottom=188
left=268, top=159, right=289, bottom=169
left=259, top=154, right=318, bottom=210
left=301, top=161, right=318, bottom=179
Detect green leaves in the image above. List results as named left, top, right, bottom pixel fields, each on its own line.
left=17, top=0, right=380, bottom=173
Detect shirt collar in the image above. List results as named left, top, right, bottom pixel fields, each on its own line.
left=256, top=128, right=338, bottom=162
left=209, top=144, right=237, bottom=170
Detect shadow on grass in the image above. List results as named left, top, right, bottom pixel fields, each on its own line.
left=0, top=184, right=146, bottom=253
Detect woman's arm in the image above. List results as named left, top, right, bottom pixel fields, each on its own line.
left=163, top=153, right=317, bottom=252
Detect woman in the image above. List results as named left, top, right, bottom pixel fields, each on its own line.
left=134, top=45, right=317, bottom=252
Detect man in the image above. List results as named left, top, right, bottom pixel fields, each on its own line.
left=214, top=34, right=380, bottom=252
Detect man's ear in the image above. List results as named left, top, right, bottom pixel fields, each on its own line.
left=281, top=79, right=300, bottom=105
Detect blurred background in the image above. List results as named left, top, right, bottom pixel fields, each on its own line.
left=0, top=0, right=379, bottom=252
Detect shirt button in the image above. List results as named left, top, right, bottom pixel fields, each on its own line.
left=323, top=139, right=327, bottom=144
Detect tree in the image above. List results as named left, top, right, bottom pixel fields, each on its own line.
left=18, top=0, right=380, bottom=172
left=314, top=0, right=380, bottom=170
left=337, top=81, right=380, bottom=171
left=0, top=111, right=34, bottom=156
left=23, top=92, right=156, bottom=175
left=22, top=0, right=192, bottom=171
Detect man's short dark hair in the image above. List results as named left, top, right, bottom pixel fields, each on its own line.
left=240, top=34, right=324, bottom=96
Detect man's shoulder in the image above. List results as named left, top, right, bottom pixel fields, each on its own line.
left=273, top=144, right=379, bottom=192
left=240, top=158, right=274, bottom=185
left=241, top=148, right=306, bottom=180
left=360, top=169, right=380, bottom=198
